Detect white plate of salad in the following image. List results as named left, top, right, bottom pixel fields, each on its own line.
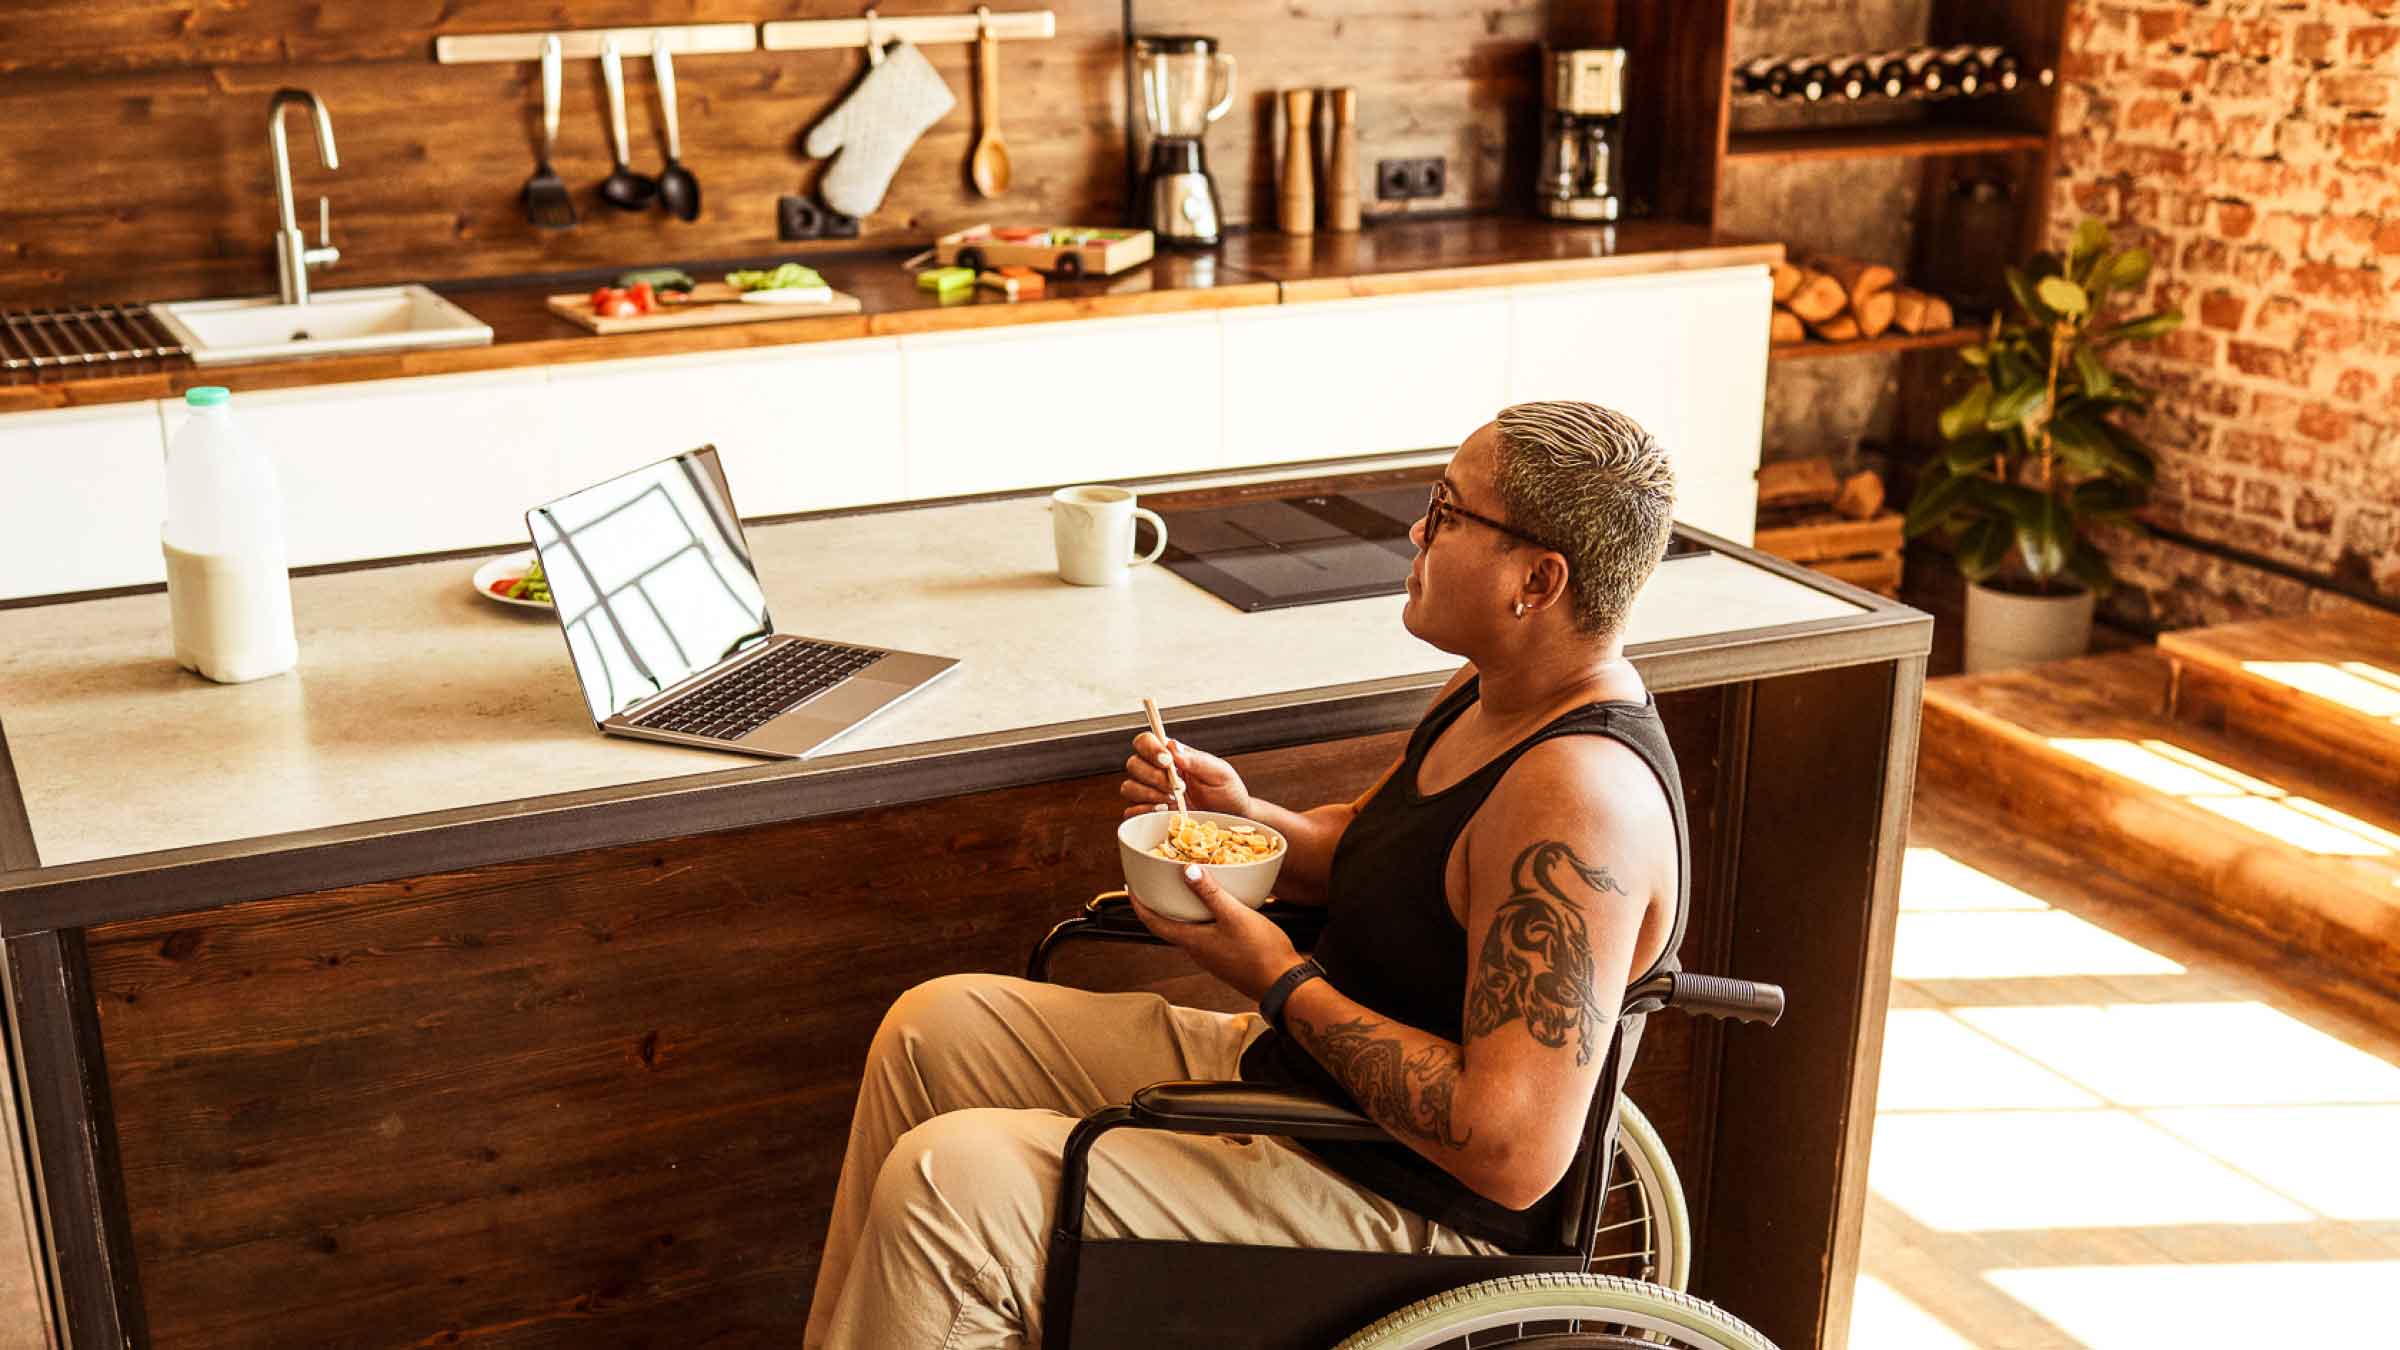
left=473, top=552, right=551, bottom=610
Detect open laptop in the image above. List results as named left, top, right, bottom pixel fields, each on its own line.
left=526, top=446, right=957, bottom=759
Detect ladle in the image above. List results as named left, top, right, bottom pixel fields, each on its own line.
left=597, top=36, right=658, bottom=211
left=652, top=44, right=701, bottom=221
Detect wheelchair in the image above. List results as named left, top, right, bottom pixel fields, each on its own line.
left=1025, top=891, right=1787, bottom=1349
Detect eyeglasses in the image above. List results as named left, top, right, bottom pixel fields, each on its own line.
left=1424, top=480, right=1556, bottom=552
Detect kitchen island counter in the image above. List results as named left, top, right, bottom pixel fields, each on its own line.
left=0, top=459, right=1921, bottom=1350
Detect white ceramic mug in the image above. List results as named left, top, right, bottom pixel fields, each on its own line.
left=1051, top=485, right=1168, bottom=586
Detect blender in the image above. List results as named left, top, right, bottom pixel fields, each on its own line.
left=1131, top=36, right=1236, bottom=247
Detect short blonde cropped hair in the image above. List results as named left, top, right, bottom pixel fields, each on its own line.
left=1490, top=401, right=1676, bottom=636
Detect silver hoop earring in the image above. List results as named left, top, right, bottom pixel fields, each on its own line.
left=1512, top=601, right=1527, bottom=619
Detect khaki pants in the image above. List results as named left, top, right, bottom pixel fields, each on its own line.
left=803, top=973, right=1498, bottom=1349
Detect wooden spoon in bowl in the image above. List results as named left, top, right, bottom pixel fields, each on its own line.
left=1141, top=697, right=1188, bottom=822
left=969, top=7, right=1011, bottom=197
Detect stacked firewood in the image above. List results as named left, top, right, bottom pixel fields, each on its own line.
left=1769, top=255, right=1954, bottom=344
left=1753, top=455, right=1905, bottom=596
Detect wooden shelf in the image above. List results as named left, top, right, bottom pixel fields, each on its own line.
left=1772, top=326, right=1982, bottom=361
left=1726, top=124, right=2049, bottom=164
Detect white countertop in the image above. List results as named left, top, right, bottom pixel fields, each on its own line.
left=0, top=469, right=1862, bottom=871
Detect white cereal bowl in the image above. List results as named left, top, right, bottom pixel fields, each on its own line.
left=1115, top=810, right=1287, bottom=923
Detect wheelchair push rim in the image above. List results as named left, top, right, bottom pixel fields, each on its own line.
left=1329, top=1272, right=1777, bottom=1350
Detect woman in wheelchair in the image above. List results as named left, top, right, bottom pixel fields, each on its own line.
left=804, top=402, right=1695, bottom=1349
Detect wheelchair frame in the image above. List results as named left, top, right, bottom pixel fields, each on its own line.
left=1024, top=892, right=1783, bottom=1350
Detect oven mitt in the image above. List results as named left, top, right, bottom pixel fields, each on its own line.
left=803, top=40, right=956, bottom=219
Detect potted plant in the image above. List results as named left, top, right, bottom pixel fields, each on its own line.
left=1904, top=218, right=2183, bottom=672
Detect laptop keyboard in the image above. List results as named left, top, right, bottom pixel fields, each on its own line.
left=628, top=640, right=885, bottom=742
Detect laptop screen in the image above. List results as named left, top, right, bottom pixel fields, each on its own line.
left=527, top=447, right=774, bottom=725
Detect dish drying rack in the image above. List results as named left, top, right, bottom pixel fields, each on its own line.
left=0, top=304, right=189, bottom=370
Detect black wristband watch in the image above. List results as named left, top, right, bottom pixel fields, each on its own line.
left=1259, top=958, right=1326, bottom=1033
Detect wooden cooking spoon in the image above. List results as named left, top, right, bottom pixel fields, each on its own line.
left=969, top=7, right=1011, bottom=197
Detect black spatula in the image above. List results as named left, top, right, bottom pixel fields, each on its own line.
left=521, top=34, right=577, bottom=229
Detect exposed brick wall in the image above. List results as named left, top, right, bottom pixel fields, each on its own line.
left=2055, top=0, right=2400, bottom=627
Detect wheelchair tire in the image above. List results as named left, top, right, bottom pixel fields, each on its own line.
left=1610, top=1095, right=1691, bottom=1292
left=1330, top=1273, right=1776, bottom=1350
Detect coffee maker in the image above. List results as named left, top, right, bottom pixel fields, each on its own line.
left=1132, top=35, right=1236, bottom=247
left=1540, top=47, right=1627, bottom=222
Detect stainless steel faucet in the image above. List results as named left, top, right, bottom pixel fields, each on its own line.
left=268, top=89, right=340, bottom=306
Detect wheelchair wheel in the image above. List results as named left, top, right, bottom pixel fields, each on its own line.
left=1330, top=1273, right=1776, bottom=1350
left=1589, top=1095, right=1691, bottom=1291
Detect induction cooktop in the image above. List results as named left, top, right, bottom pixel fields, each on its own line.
left=1156, top=483, right=1709, bottom=613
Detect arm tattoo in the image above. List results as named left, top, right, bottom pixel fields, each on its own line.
left=1464, top=840, right=1621, bottom=1066
left=1289, top=1014, right=1472, bottom=1151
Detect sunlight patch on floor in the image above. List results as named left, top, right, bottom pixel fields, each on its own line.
left=2142, top=1104, right=2400, bottom=1221
left=1955, top=1003, right=2400, bottom=1108
left=1875, top=1010, right=2101, bottom=1113
left=1868, top=1109, right=2312, bottom=1233
left=1900, top=847, right=2054, bottom=912
left=1988, top=1261, right=2400, bottom=1348
left=1847, top=1273, right=1980, bottom=1350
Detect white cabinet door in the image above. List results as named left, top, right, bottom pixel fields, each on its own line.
left=1507, top=267, right=1770, bottom=543
left=0, top=403, right=169, bottom=600
left=160, top=370, right=558, bottom=567
left=1221, top=291, right=1509, bottom=465
left=900, top=314, right=1223, bottom=497
left=546, top=339, right=907, bottom=519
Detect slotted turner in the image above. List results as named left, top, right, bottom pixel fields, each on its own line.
left=521, top=34, right=577, bottom=229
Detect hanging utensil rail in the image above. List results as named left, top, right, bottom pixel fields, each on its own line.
left=434, top=23, right=756, bottom=65
left=761, top=10, right=1055, bottom=51
left=0, top=305, right=190, bottom=370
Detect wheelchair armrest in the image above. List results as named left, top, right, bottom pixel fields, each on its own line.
left=1026, top=892, right=1328, bottom=981
left=1128, top=1080, right=1390, bottom=1143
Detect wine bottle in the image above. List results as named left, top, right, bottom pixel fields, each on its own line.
left=1899, top=47, right=1946, bottom=98
left=1935, top=44, right=1986, bottom=97
left=1794, top=57, right=1833, bottom=102
left=1989, top=49, right=2024, bottom=93
left=1734, top=56, right=1786, bottom=97
left=1833, top=55, right=1873, bottom=101
left=1866, top=50, right=1911, bottom=100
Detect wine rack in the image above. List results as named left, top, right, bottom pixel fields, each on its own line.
left=1732, top=44, right=2052, bottom=104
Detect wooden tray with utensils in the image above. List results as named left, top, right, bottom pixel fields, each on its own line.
left=546, top=282, right=863, bottom=334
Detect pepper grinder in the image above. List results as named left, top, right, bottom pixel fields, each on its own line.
left=1323, top=87, right=1360, bottom=231
left=1279, top=88, right=1316, bottom=236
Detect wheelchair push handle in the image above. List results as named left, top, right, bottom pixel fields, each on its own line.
left=1658, top=972, right=1785, bottom=1025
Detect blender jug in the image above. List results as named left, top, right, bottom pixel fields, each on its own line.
left=1131, top=36, right=1236, bottom=245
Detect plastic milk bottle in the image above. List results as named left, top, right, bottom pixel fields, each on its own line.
left=161, top=387, right=298, bottom=683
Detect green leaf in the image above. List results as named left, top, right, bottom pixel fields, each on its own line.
left=1986, top=376, right=2049, bottom=430
left=2066, top=538, right=2117, bottom=596
left=2007, top=267, right=2053, bottom=324
left=2099, top=247, right=2152, bottom=295
left=1904, top=468, right=1977, bottom=539
left=2071, top=343, right=2113, bottom=399
left=1957, top=517, right=2012, bottom=582
left=2014, top=492, right=2074, bottom=581
left=2068, top=218, right=2111, bottom=280
left=2102, top=310, right=2182, bottom=344
left=1942, top=432, right=2005, bottom=474
left=1939, top=384, right=1993, bottom=441
left=2071, top=478, right=2144, bottom=520
left=2099, top=422, right=2159, bottom=489
left=1958, top=343, right=1990, bottom=368
left=2037, top=276, right=2092, bottom=318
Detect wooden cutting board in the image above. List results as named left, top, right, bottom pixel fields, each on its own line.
left=546, top=282, right=863, bottom=334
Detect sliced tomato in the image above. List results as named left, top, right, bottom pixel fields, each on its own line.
left=590, top=286, right=621, bottom=310
left=490, top=578, right=518, bottom=596
left=601, top=295, right=643, bottom=319
left=627, top=282, right=655, bottom=313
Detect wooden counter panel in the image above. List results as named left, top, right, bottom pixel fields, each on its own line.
left=83, top=691, right=1732, bottom=1346
left=1220, top=218, right=1782, bottom=301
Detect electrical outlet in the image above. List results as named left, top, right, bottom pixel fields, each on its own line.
left=778, top=194, right=824, bottom=240
left=821, top=208, right=860, bottom=239
left=1374, top=157, right=1448, bottom=201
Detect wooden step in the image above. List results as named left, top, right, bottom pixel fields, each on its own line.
left=2160, top=610, right=2400, bottom=808
left=1921, top=649, right=2400, bottom=985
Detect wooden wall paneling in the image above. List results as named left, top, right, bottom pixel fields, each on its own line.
left=1128, top=0, right=1546, bottom=230
left=1614, top=0, right=1734, bottom=227
left=1927, top=0, right=2068, bottom=258
left=0, top=1, right=1128, bottom=307
left=1697, top=660, right=1907, bottom=1350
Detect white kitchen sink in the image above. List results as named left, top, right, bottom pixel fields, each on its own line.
left=150, top=285, right=493, bottom=365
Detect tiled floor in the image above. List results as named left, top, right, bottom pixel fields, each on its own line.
left=1850, top=802, right=2400, bottom=1348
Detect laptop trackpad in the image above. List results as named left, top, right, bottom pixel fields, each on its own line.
left=787, top=679, right=906, bottom=728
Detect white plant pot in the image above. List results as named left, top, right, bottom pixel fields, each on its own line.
left=1963, top=579, right=2096, bottom=673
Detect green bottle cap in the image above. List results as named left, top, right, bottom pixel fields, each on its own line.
left=185, top=386, right=230, bottom=407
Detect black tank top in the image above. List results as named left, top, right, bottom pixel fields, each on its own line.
left=1238, top=675, right=1689, bottom=1251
